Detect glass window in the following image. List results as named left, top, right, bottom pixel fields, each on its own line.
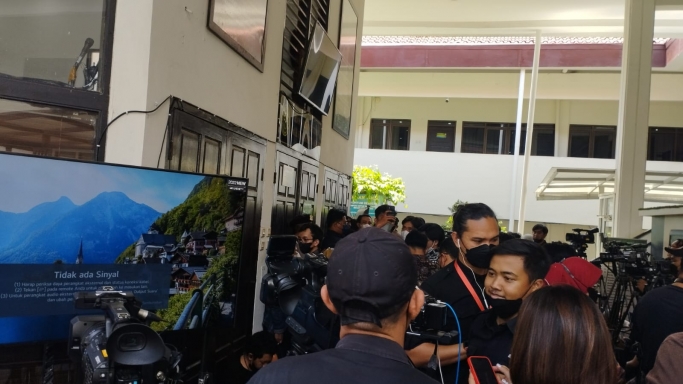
left=461, top=122, right=554, bottom=156
left=568, top=126, right=616, bottom=159
left=648, top=128, right=676, bottom=161
left=0, top=0, right=105, bottom=91
left=369, top=119, right=410, bottom=150
left=426, top=121, right=456, bottom=152
left=0, top=97, right=97, bottom=160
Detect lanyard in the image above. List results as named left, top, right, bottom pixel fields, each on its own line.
left=454, top=262, right=486, bottom=312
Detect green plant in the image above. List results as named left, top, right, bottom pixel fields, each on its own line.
left=352, top=166, right=406, bottom=204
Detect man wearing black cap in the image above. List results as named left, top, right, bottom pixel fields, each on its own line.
left=628, top=240, right=683, bottom=378
left=248, top=228, right=437, bottom=384
left=374, top=204, right=397, bottom=232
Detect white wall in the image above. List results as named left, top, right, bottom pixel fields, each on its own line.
left=355, top=97, right=683, bottom=155
left=106, top=0, right=364, bottom=332
left=354, top=149, right=683, bottom=230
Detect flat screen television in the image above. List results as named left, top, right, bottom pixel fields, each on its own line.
left=0, top=152, right=248, bottom=344
left=297, top=22, right=343, bottom=115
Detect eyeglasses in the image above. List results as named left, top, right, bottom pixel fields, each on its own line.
left=297, top=237, right=313, bottom=243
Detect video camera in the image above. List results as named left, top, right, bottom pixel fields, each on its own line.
left=69, top=287, right=181, bottom=384
left=565, top=227, right=599, bottom=257
left=260, top=236, right=339, bottom=355
left=596, top=237, right=672, bottom=282
left=405, top=296, right=459, bottom=350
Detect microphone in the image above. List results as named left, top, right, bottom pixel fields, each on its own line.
left=137, top=307, right=164, bottom=323
left=68, top=38, right=95, bottom=86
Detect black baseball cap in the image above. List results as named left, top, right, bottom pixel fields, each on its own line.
left=375, top=205, right=396, bottom=217
left=326, top=227, right=417, bottom=327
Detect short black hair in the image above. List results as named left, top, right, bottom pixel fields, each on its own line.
left=401, top=216, right=415, bottom=225
left=244, top=331, right=277, bottom=359
left=295, top=222, right=324, bottom=241
left=289, top=214, right=312, bottom=233
left=405, top=230, right=428, bottom=250
left=419, top=223, right=445, bottom=244
left=440, top=235, right=458, bottom=256
left=326, top=209, right=347, bottom=229
left=452, top=203, right=498, bottom=236
left=491, top=239, right=551, bottom=281
left=532, top=223, right=549, bottom=235
left=409, top=217, right=426, bottom=229
left=498, top=232, right=517, bottom=244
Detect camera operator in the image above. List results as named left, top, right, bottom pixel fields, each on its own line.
left=627, top=241, right=683, bottom=378
left=248, top=228, right=437, bottom=384
left=296, top=222, right=324, bottom=255
left=407, top=203, right=500, bottom=384
left=374, top=205, right=397, bottom=232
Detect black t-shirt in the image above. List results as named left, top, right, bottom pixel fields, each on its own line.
left=223, top=356, right=256, bottom=384
left=419, top=259, right=488, bottom=384
left=320, top=231, right=344, bottom=250
left=631, top=284, right=683, bottom=374
left=467, top=310, right=516, bottom=367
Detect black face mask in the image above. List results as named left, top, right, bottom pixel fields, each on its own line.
left=486, top=284, right=534, bottom=319
left=462, top=243, right=495, bottom=269
left=487, top=296, right=523, bottom=320
left=298, top=241, right=313, bottom=254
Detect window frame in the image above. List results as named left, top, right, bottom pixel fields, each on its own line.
left=369, top=118, right=411, bottom=150
left=0, top=0, right=117, bottom=162
left=648, top=127, right=683, bottom=162
left=568, top=125, right=617, bottom=159
left=461, top=121, right=555, bottom=156
left=426, top=120, right=456, bottom=152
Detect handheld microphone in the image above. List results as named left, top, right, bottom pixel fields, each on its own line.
left=68, top=38, right=95, bottom=86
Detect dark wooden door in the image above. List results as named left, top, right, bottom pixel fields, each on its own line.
left=299, top=160, right=318, bottom=220
left=224, top=133, right=265, bottom=332
left=168, top=107, right=266, bottom=334
left=272, top=151, right=300, bottom=235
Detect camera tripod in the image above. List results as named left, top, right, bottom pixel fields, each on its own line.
left=595, top=258, right=643, bottom=344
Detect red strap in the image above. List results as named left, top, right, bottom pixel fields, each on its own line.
left=455, top=262, right=486, bottom=312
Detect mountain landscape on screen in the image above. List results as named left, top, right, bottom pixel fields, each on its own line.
left=0, top=192, right=161, bottom=264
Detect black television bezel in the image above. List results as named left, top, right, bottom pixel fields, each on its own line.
left=0, top=151, right=250, bottom=345
left=296, top=21, right=343, bottom=116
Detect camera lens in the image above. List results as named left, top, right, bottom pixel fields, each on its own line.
left=118, top=332, right=146, bottom=351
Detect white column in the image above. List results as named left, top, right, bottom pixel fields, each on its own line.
left=517, top=31, right=542, bottom=233
left=613, top=0, right=655, bottom=238
left=508, top=69, right=526, bottom=232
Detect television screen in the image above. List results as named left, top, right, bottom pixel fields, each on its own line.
left=298, top=22, right=342, bottom=115
left=0, top=153, right=247, bottom=344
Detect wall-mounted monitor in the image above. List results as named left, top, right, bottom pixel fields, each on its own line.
left=0, top=153, right=248, bottom=344
left=297, top=22, right=343, bottom=116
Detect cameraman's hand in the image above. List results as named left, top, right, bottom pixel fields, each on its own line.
left=406, top=342, right=467, bottom=367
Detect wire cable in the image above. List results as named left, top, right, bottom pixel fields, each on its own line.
left=96, top=95, right=173, bottom=151
left=442, top=302, right=463, bottom=384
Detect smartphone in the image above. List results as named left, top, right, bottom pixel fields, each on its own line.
left=468, top=356, right=499, bottom=384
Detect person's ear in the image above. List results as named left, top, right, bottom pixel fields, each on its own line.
left=321, top=285, right=338, bottom=314
left=407, top=288, right=425, bottom=321
left=312, top=239, right=320, bottom=249
left=528, top=279, right=545, bottom=294
left=451, top=232, right=461, bottom=249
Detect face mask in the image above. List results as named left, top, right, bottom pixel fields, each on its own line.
left=459, top=241, right=494, bottom=269
left=401, top=230, right=410, bottom=240
left=381, top=222, right=393, bottom=232
left=342, top=223, right=352, bottom=235
left=298, top=241, right=312, bottom=254
left=487, top=296, right=523, bottom=320
left=361, top=224, right=372, bottom=229
left=426, top=247, right=439, bottom=263
left=486, top=283, right=534, bottom=319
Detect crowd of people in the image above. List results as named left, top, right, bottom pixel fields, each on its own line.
left=235, top=203, right=683, bottom=384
